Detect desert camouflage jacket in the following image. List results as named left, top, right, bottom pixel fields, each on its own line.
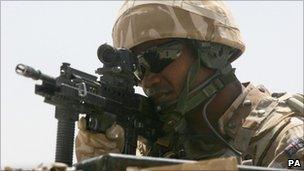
left=150, top=83, right=303, bottom=169
left=217, top=83, right=304, bottom=168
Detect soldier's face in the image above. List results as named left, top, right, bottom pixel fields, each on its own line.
left=133, top=39, right=212, bottom=105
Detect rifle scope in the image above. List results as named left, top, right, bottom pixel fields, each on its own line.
left=96, top=43, right=138, bottom=74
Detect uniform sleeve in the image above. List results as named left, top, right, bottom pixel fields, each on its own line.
left=75, top=117, right=125, bottom=162
left=268, top=120, right=304, bottom=169
left=258, top=117, right=304, bottom=169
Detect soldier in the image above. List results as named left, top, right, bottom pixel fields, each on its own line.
left=76, top=1, right=304, bottom=169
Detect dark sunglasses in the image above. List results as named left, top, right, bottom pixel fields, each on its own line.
left=134, top=40, right=183, bottom=80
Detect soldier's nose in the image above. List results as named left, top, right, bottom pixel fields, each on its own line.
left=142, top=73, right=161, bottom=89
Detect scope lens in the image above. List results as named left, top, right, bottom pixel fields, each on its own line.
left=97, top=44, right=117, bottom=64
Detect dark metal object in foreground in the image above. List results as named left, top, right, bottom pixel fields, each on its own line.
left=15, top=44, right=160, bottom=166
left=75, top=153, right=297, bottom=171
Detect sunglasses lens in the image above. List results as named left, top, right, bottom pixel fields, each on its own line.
left=134, top=55, right=149, bottom=80
left=158, top=43, right=181, bottom=60
left=134, top=41, right=182, bottom=80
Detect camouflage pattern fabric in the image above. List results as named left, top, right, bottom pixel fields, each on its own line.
left=218, top=83, right=304, bottom=168
left=75, top=117, right=125, bottom=162
left=112, top=0, right=245, bottom=61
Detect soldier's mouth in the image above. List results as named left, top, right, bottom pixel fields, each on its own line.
left=153, top=92, right=171, bottom=104
left=144, top=88, right=173, bottom=104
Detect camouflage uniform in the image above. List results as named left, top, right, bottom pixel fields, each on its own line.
left=76, top=0, right=304, bottom=169
left=218, top=83, right=303, bottom=168
left=75, top=117, right=125, bottom=161
left=137, top=83, right=304, bottom=168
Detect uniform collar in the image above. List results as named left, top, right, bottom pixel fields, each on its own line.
left=218, top=82, right=255, bottom=135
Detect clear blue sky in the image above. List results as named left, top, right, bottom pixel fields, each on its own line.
left=1, top=1, right=303, bottom=169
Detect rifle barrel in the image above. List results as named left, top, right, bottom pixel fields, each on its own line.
left=16, top=63, right=55, bottom=83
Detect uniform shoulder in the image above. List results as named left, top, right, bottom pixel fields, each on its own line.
left=219, top=83, right=303, bottom=136
left=241, top=88, right=304, bottom=167
left=222, top=83, right=303, bottom=166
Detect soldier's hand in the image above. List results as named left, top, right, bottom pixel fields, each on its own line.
left=75, top=117, right=125, bottom=162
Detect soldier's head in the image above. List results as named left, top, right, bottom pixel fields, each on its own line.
left=112, top=1, right=245, bottom=113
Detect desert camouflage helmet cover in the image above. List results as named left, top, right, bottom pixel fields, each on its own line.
left=112, top=0, right=245, bottom=61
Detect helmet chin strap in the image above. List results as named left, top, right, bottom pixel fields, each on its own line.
left=155, top=41, right=239, bottom=158
left=156, top=62, right=237, bottom=136
left=155, top=62, right=240, bottom=158
left=155, top=62, right=239, bottom=159
left=158, top=40, right=238, bottom=115
left=158, top=63, right=237, bottom=115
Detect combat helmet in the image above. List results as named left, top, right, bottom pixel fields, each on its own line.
left=112, top=0, right=245, bottom=61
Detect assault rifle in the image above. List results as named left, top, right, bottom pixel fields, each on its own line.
left=15, top=44, right=161, bottom=166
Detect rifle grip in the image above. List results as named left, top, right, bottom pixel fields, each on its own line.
left=55, top=120, right=75, bottom=166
